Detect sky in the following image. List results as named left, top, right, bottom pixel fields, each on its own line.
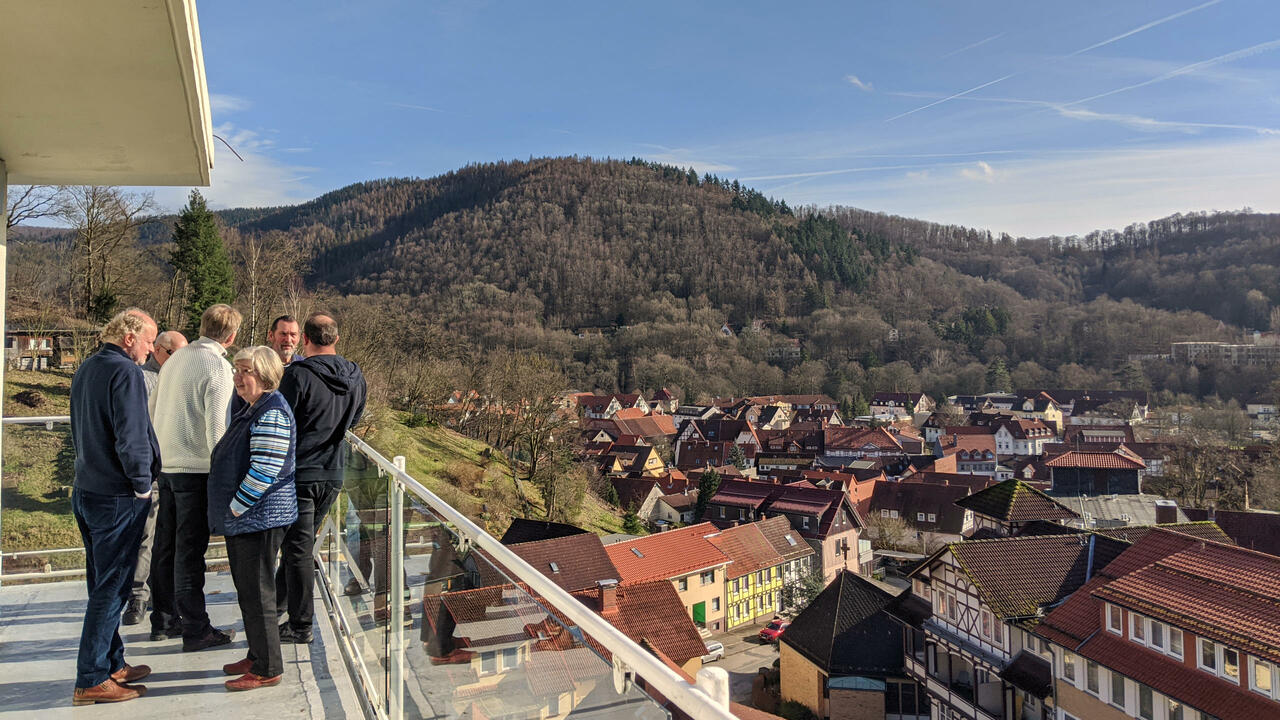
left=165, top=0, right=1280, bottom=237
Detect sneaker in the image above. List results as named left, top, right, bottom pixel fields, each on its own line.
left=122, top=599, right=146, bottom=626
left=72, top=679, right=143, bottom=706
left=225, top=673, right=282, bottom=692
left=278, top=621, right=313, bottom=644
left=183, top=627, right=236, bottom=652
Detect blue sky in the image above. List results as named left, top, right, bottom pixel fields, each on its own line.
left=171, top=0, right=1280, bottom=237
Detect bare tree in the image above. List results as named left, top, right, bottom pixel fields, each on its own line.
left=230, top=229, right=308, bottom=344
left=59, top=186, right=154, bottom=321
left=5, top=185, right=64, bottom=229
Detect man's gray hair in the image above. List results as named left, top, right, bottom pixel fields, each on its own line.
left=100, top=308, right=156, bottom=345
left=200, top=304, right=243, bottom=343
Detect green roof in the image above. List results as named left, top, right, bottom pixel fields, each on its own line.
left=955, top=479, right=1079, bottom=523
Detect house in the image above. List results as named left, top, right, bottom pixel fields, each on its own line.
left=1062, top=424, right=1137, bottom=445
left=780, top=571, right=931, bottom=720
left=992, top=418, right=1055, bottom=457
left=705, top=522, right=788, bottom=629
left=1050, top=493, right=1193, bottom=531
left=675, top=417, right=760, bottom=468
left=1010, top=392, right=1064, bottom=432
left=1044, top=446, right=1146, bottom=495
left=902, top=533, right=1129, bottom=720
left=703, top=479, right=866, bottom=581
left=598, top=443, right=667, bottom=478
left=1023, top=389, right=1151, bottom=420
left=578, top=392, right=649, bottom=420
left=4, top=324, right=94, bottom=370
left=870, top=392, right=936, bottom=419
left=954, top=479, right=1080, bottom=537
left=1068, top=398, right=1147, bottom=426
left=1246, top=393, right=1278, bottom=423
left=587, top=411, right=678, bottom=445
left=611, top=477, right=666, bottom=518
left=475, top=532, right=622, bottom=595
left=1034, top=529, right=1280, bottom=720
left=936, top=431, right=999, bottom=477
left=650, top=387, right=679, bottom=414
left=868, top=480, right=976, bottom=550
left=653, top=491, right=697, bottom=525
left=821, top=426, right=905, bottom=464
left=755, top=514, right=818, bottom=592
left=604, top=522, right=732, bottom=632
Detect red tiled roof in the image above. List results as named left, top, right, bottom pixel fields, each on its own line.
left=604, top=523, right=730, bottom=584
left=706, top=523, right=786, bottom=580
left=503, top=534, right=621, bottom=594
left=571, top=580, right=708, bottom=667
left=754, top=515, right=816, bottom=562
left=1183, top=508, right=1280, bottom=556
left=1043, top=449, right=1145, bottom=469
left=823, top=426, right=903, bottom=451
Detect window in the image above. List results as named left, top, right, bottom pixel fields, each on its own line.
left=1200, top=639, right=1217, bottom=672
left=881, top=509, right=890, bottom=518
left=1139, top=685, right=1154, bottom=720
left=1199, top=639, right=1243, bottom=683
left=928, top=513, right=936, bottom=522
left=1150, top=620, right=1164, bottom=649
left=678, top=578, right=688, bottom=592
left=1131, top=614, right=1145, bottom=642
left=1170, top=628, right=1184, bottom=658
left=1062, top=651, right=1076, bottom=682
left=802, top=516, right=810, bottom=529
left=947, top=594, right=957, bottom=621
left=1252, top=658, right=1275, bottom=697
left=1086, top=661, right=1100, bottom=695
left=712, top=597, right=720, bottom=611
left=700, top=570, right=715, bottom=585
left=917, top=512, right=926, bottom=521
left=993, top=619, right=1003, bottom=644
left=1224, top=648, right=1239, bottom=680
left=503, top=647, right=518, bottom=669
left=981, top=609, right=992, bottom=639
left=1108, top=604, right=1123, bottom=634
left=481, top=651, right=497, bottom=674
left=1111, top=671, right=1126, bottom=709
left=1168, top=700, right=1184, bottom=720
left=890, top=510, right=899, bottom=519
left=719, top=506, right=725, bottom=518
left=758, top=570, right=766, bottom=584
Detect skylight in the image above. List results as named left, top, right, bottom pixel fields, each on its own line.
left=631, top=547, right=644, bottom=558
left=784, top=534, right=797, bottom=546
left=550, top=562, right=560, bottom=573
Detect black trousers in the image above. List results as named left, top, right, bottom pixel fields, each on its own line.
left=227, top=527, right=286, bottom=678
left=275, top=480, right=339, bottom=630
left=159, top=472, right=214, bottom=638
left=150, top=477, right=178, bottom=633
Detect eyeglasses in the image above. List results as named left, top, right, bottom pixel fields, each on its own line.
left=232, top=368, right=258, bottom=377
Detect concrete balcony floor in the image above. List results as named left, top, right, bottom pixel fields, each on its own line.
left=0, top=571, right=363, bottom=719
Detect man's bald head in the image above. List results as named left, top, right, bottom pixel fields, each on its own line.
left=154, top=330, right=188, bottom=367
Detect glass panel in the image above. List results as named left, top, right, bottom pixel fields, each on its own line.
left=1111, top=671, right=1126, bottom=707
left=1224, top=648, right=1239, bottom=680
left=1201, top=640, right=1217, bottom=670
left=404, top=490, right=669, bottom=719
left=1256, top=660, right=1273, bottom=694
left=1, top=422, right=87, bottom=578
left=1139, top=685, right=1154, bottom=720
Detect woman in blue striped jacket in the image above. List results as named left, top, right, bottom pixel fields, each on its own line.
left=208, top=346, right=298, bottom=692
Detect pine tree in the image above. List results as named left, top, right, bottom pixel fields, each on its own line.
left=694, top=468, right=721, bottom=522
left=986, top=358, right=1011, bottom=393
left=170, top=189, right=235, bottom=337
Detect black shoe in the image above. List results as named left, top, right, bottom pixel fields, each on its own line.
left=149, top=619, right=184, bottom=641
left=183, top=627, right=236, bottom=652
left=122, top=599, right=146, bottom=626
left=342, top=579, right=364, bottom=597
left=278, top=621, right=313, bottom=644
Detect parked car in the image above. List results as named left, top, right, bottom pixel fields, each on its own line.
left=759, top=620, right=790, bottom=643
left=701, top=641, right=724, bottom=663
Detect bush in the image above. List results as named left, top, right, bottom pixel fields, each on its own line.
left=403, top=412, right=430, bottom=428
left=777, top=700, right=818, bottom=720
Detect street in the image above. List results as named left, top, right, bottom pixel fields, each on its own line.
left=703, top=618, right=783, bottom=703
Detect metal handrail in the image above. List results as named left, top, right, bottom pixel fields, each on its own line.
left=343, top=429, right=736, bottom=720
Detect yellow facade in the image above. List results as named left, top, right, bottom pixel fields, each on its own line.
left=780, top=641, right=827, bottom=718
left=725, top=564, right=784, bottom=628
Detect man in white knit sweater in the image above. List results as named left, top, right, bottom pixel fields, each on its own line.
left=149, top=304, right=241, bottom=651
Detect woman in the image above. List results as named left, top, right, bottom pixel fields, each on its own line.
left=208, top=346, right=298, bottom=691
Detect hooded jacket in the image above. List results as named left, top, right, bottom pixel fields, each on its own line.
left=279, top=353, right=366, bottom=480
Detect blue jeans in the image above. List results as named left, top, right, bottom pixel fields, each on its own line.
left=73, top=488, right=150, bottom=688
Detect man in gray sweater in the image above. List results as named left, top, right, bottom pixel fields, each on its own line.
left=149, top=305, right=240, bottom=651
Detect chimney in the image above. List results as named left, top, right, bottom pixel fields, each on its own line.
left=597, top=579, right=618, bottom=611
left=1154, top=499, right=1178, bottom=525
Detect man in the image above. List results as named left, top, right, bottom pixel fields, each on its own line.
left=123, top=330, right=186, bottom=626
left=266, top=314, right=302, bottom=366
left=276, top=313, right=366, bottom=644
left=69, top=308, right=159, bottom=705
left=149, top=304, right=240, bottom=651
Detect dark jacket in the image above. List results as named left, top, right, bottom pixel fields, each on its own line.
left=207, top=390, right=298, bottom=536
left=70, top=343, right=160, bottom=496
left=279, top=354, right=366, bottom=480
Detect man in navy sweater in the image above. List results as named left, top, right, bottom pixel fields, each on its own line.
left=69, top=308, right=161, bottom=705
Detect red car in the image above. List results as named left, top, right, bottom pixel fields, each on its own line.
left=759, top=620, right=790, bottom=643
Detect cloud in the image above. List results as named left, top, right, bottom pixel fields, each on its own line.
left=960, top=161, right=997, bottom=183
left=941, top=32, right=1005, bottom=59
left=1053, top=107, right=1280, bottom=135
left=885, top=74, right=1018, bottom=122
left=209, top=93, right=251, bottom=114
left=1069, top=0, right=1224, bottom=56
left=152, top=123, right=317, bottom=211
left=845, top=75, right=873, bottom=92
left=1067, top=38, right=1280, bottom=106
left=643, top=149, right=737, bottom=174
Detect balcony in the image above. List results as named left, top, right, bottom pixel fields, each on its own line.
left=0, top=417, right=736, bottom=719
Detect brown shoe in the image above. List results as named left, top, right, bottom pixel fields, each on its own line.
left=72, top=679, right=142, bottom=706
left=222, top=657, right=254, bottom=676
left=111, top=663, right=151, bottom=684
left=225, top=673, right=282, bottom=692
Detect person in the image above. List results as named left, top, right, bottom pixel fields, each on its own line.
left=149, top=304, right=241, bottom=651
left=69, top=308, right=159, bottom=705
left=276, top=313, right=366, bottom=644
left=265, top=314, right=303, bottom=366
left=208, top=346, right=298, bottom=691
left=123, top=330, right=187, bottom=627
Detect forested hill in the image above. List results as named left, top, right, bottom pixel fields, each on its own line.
left=827, top=206, right=1280, bottom=330
left=224, top=158, right=904, bottom=329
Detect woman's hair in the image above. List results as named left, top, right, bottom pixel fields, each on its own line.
left=233, top=345, right=285, bottom=391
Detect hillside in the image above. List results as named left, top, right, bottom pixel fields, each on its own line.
left=204, top=157, right=1250, bottom=403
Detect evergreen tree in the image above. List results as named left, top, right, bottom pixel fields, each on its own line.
left=986, top=358, right=1011, bottom=393
left=728, top=444, right=747, bottom=471
left=171, top=189, right=235, bottom=336
left=694, top=468, right=721, bottom=522
left=622, top=509, right=645, bottom=534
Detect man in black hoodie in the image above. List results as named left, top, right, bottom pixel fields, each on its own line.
left=275, top=313, right=366, bottom=643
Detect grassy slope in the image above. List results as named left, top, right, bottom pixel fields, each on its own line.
left=1, top=370, right=622, bottom=552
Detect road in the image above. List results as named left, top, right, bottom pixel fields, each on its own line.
left=702, top=619, right=783, bottom=703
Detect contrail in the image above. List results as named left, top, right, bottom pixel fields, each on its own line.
left=1070, top=0, right=1224, bottom=56
left=885, top=74, right=1018, bottom=122
left=941, top=32, right=1006, bottom=59
left=886, top=0, right=1225, bottom=122
left=1067, top=37, right=1280, bottom=106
